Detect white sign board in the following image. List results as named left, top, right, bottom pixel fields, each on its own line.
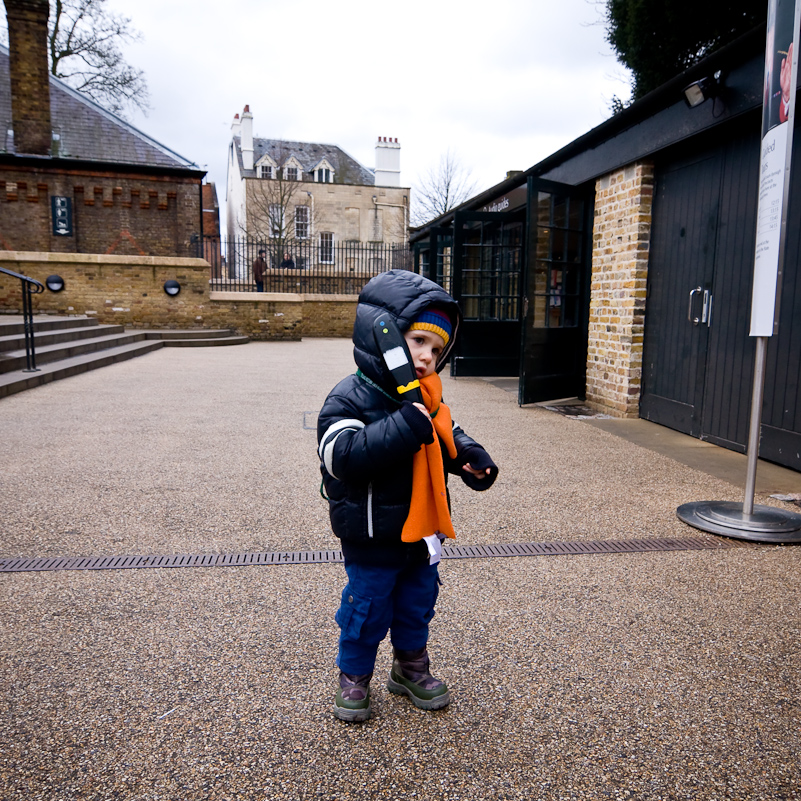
left=750, top=0, right=801, bottom=336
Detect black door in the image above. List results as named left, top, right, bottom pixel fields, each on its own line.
left=641, top=116, right=801, bottom=472
left=450, top=210, right=524, bottom=376
left=640, top=153, right=722, bottom=436
left=519, top=178, right=592, bottom=404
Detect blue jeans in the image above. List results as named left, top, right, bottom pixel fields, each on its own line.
left=335, top=558, right=440, bottom=675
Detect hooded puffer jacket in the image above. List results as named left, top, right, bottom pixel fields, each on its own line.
left=317, top=270, right=496, bottom=561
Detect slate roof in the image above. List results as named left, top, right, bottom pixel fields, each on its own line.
left=233, top=136, right=375, bottom=185
left=0, top=44, right=198, bottom=170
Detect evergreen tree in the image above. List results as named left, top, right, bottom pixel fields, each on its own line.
left=606, top=0, right=767, bottom=102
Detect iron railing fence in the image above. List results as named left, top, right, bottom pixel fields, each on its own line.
left=198, top=237, right=414, bottom=295
left=0, top=266, right=45, bottom=371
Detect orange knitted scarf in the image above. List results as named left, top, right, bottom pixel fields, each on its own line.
left=401, top=373, right=458, bottom=543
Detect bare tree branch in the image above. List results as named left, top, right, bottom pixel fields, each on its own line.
left=242, top=144, right=319, bottom=265
left=411, top=149, right=478, bottom=227
left=45, top=0, right=150, bottom=117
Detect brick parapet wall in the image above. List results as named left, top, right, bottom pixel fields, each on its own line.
left=586, top=161, right=654, bottom=417
left=0, top=165, right=201, bottom=256
left=0, top=252, right=358, bottom=340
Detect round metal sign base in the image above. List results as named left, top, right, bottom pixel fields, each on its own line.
left=677, top=501, right=801, bottom=543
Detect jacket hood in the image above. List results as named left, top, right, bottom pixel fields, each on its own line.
left=352, top=270, right=462, bottom=390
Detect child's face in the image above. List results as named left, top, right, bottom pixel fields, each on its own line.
left=404, top=329, right=446, bottom=379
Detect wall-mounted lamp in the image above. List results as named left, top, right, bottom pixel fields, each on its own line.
left=683, top=71, right=723, bottom=108
left=163, top=280, right=181, bottom=296
left=45, top=274, right=65, bottom=292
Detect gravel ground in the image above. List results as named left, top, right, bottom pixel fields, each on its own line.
left=1, top=338, right=800, bottom=800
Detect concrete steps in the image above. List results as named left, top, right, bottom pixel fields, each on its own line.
left=136, top=329, right=250, bottom=347
left=0, top=315, right=248, bottom=399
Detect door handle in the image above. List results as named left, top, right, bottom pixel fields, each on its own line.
left=688, top=286, right=702, bottom=325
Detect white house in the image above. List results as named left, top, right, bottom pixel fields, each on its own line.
left=226, top=106, right=410, bottom=271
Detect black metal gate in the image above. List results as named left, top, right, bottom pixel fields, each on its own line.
left=518, top=178, right=592, bottom=404
left=450, top=209, right=524, bottom=376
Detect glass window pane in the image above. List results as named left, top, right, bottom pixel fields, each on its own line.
left=563, top=297, right=579, bottom=327
left=533, top=294, right=547, bottom=327
left=566, top=231, right=582, bottom=263
left=553, top=197, right=567, bottom=227
left=568, top=198, right=584, bottom=229
left=551, top=228, right=566, bottom=261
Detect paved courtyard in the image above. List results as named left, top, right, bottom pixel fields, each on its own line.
left=1, top=338, right=800, bottom=800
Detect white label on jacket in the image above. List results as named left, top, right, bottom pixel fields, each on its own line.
left=424, top=534, right=442, bottom=565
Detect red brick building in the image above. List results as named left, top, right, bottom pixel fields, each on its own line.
left=0, top=0, right=205, bottom=256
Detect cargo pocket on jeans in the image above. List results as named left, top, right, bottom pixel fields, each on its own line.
left=335, top=586, right=372, bottom=640
left=421, top=568, right=441, bottom=625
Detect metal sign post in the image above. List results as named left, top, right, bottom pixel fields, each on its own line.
left=678, top=0, right=801, bottom=542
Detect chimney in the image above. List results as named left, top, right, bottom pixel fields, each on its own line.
left=5, top=0, right=52, bottom=155
left=231, top=112, right=241, bottom=138
left=241, top=105, right=254, bottom=171
left=374, top=136, right=401, bottom=187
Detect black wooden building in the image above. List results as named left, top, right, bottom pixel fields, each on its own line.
left=410, top=25, right=801, bottom=472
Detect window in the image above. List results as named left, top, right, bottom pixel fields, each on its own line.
left=320, top=232, right=334, bottom=264
left=268, top=204, right=284, bottom=238
left=285, top=166, right=298, bottom=181
left=295, top=205, right=309, bottom=240
left=258, top=164, right=272, bottom=179
left=316, top=168, right=331, bottom=183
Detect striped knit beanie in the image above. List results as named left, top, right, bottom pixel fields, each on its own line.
left=409, top=308, right=453, bottom=346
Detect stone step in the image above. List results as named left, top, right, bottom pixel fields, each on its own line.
left=137, top=328, right=236, bottom=340
left=0, top=340, right=164, bottom=399
left=134, top=329, right=250, bottom=347
left=160, top=336, right=250, bottom=347
left=0, top=323, right=126, bottom=353
left=0, top=315, right=97, bottom=336
left=0, top=331, right=150, bottom=374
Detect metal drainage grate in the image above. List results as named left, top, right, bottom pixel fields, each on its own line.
left=0, top=537, right=737, bottom=574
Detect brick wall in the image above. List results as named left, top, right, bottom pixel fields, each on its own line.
left=0, top=165, right=201, bottom=256
left=586, top=161, right=654, bottom=417
left=0, top=251, right=357, bottom=340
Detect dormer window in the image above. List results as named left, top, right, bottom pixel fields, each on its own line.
left=313, top=160, right=334, bottom=183
left=281, top=156, right=303, bottom=181
left=255, top=155, right=277, bottom=179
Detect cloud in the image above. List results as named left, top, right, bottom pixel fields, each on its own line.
left=106, top=0, right=631, bottom=217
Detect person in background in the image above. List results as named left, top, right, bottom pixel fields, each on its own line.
left=253, top=249, right=267, bottom=292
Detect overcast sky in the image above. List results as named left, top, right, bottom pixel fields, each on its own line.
left=106, top=0, right=632, bottom=221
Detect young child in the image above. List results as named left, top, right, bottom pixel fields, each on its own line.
left=317, top=269, right=498, bottom=722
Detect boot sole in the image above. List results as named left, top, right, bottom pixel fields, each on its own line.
left=333, top=702, right=372, bottom=722
left=386, top=676, right=451, bottom=710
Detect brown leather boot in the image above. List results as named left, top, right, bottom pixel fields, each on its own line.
left=387, top=646, right=450, bottom=710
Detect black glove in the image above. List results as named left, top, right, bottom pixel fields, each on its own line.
left=458, top=445, right=498, bottom=491
left=398, top=401, right=435, bottom=445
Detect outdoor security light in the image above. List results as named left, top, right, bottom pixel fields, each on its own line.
left=683, top=72, right=722, bottom=109
left=163, top=280, right=181, bottom=296
left=45, top=274, right=64, bottom=292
